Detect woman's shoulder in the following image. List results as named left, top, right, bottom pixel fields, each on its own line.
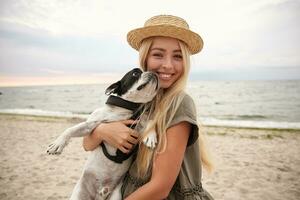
left=176, top=92, right=197, bottom=118
left=170, top=92, right=199, bottom=146
left=181, top=92, right=196, bottom=108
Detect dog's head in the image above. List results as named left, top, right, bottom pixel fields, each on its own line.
left=105, top=68, right=159, bottom=103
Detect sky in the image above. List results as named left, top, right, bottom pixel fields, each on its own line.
left=0, top=0, right=299, bottom=86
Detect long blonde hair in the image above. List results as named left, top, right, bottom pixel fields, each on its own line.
left=136, top=37, right=213, bottom=177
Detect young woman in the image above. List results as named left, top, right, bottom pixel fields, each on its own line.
left=83, top=15, right=214, bottom=200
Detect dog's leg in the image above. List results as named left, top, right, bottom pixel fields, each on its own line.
left=47, top=121, right=99, bottom=154
left=70, top=169, right=100, bottom=200
left=108, top=181, right=122, bottom=200
left=99, top=186, right=111, bottom=199
left=142, top=129, right=157, bottom=149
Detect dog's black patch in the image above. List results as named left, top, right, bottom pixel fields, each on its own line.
left=105, top=68, right=142, bottom=96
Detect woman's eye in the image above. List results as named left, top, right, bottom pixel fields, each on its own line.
left=174, top=54, right=183, bottom=59
left=153, top=53, right=163, bottom=57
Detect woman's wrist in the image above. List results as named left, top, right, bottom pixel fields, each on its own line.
left=82, top=124, right=104, bottom=151
left=92, top=123, right=104, bottom=141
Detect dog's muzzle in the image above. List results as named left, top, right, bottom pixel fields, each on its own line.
left=137, top=73, right=159, bottom=91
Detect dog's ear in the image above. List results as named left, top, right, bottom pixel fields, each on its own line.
left=105, top=81, right=121, bottom=95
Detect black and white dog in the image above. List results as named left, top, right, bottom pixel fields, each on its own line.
left=46, top=68, right=159, bottom=200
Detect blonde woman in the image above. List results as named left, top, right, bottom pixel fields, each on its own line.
left=83, top=15, right=214, bottom=200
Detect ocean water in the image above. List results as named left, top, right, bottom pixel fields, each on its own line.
left=0, top=80, right=300, bottom=130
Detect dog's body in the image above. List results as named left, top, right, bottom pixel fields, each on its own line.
left=47, top=68, right=159, bottom=200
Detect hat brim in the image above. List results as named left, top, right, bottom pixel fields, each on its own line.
left=127, top=25, right=203, bottom=54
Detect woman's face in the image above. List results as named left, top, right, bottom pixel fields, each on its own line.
left=146, top=37, right=184, bottom=89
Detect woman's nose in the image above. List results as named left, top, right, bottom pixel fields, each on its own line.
left=162, top=57, right=173, bottom=69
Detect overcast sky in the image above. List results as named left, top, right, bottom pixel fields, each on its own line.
left=0, top=0, right=299, bottom=86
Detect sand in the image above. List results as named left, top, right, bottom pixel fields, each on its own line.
left=0, top=114, right=299, bottom=200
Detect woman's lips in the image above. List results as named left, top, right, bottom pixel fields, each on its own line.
left=158, top=73, right=172, bottom=81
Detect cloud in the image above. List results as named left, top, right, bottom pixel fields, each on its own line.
left=193, top=0, right=300, bottom=71
left=0, top=20, right=137, bottom=76
left=0, top=73, right=124, bottom=86
left=0, top=0, right=299, bottom=83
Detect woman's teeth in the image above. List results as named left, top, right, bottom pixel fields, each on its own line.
left=159, top=73, right=172, bottom=79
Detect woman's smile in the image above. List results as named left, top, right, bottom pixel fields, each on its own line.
left=157, top=72, right=173, bottom=80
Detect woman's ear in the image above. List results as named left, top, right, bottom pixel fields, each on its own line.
left=105, top=81, right=121, bottom=95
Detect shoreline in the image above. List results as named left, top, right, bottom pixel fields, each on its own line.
left=2, top=113, right=300, bottom=133
left=0, top=114, right=300, bottom=199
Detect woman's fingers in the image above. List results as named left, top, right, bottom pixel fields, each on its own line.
left=123, top=141, right=133, bottom=150
left=127, top=135, right=138, bottom=145
left=118, top=130, right=139, bottom=153
left=99, top=120, right=140, bottom=153
left=121, top=131, right=138, bottom=149
left=121, top=119, right=138, bottom=126
left=119, top=146, right=130, bottom=154
left=120, top=120, right=139, bottom=144
left=130, top=130, right=139, bottom=139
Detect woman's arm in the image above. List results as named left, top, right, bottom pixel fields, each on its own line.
left=125, top=121, right=191, bottom=200
left=82, top=120, right=139, bottom=153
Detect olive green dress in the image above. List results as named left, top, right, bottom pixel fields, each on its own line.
left=121, top=94, right=214, bottom=200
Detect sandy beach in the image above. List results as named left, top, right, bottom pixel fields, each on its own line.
left=0, top=114, right=299, bottom=200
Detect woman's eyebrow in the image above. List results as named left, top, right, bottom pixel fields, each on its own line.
left=150, top=48, right=182, bottom=53
left=173, top=49, right=182, bottom=53
left=150, top=47, right=165, bottom=52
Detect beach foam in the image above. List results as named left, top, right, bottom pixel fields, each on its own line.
left=0, top=108, right=88, bottom=119
left=201, top=117, right=300, bottom=130
left=1, top=108, right=300, bottom=130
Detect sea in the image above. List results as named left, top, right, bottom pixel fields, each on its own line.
left=0, top=80, right=300, bottom=130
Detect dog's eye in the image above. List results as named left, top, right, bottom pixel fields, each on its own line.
left=132, top=72, right=139, bottom=77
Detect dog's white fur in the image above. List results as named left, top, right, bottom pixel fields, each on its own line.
left=47, top=70, right=158, bottom=200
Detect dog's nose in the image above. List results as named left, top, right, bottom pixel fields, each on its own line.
left=147, top=72, right=158, bottom=81
left=149, top=73, right=159, bottom=89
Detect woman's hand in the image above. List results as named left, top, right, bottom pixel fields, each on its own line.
left=82, top=120, right=139, bottom=153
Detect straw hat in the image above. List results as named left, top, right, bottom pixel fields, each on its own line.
left=127, top=15, right=203, bottom=54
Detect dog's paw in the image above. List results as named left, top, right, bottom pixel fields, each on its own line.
left=99, top=186, right=110, bottom=198
left=46, top=135, right=68, bottom=155
left=143, top=130, right=157, bottom=149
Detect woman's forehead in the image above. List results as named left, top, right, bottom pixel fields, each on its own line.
left=150, top=36, right=181, bottom=51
